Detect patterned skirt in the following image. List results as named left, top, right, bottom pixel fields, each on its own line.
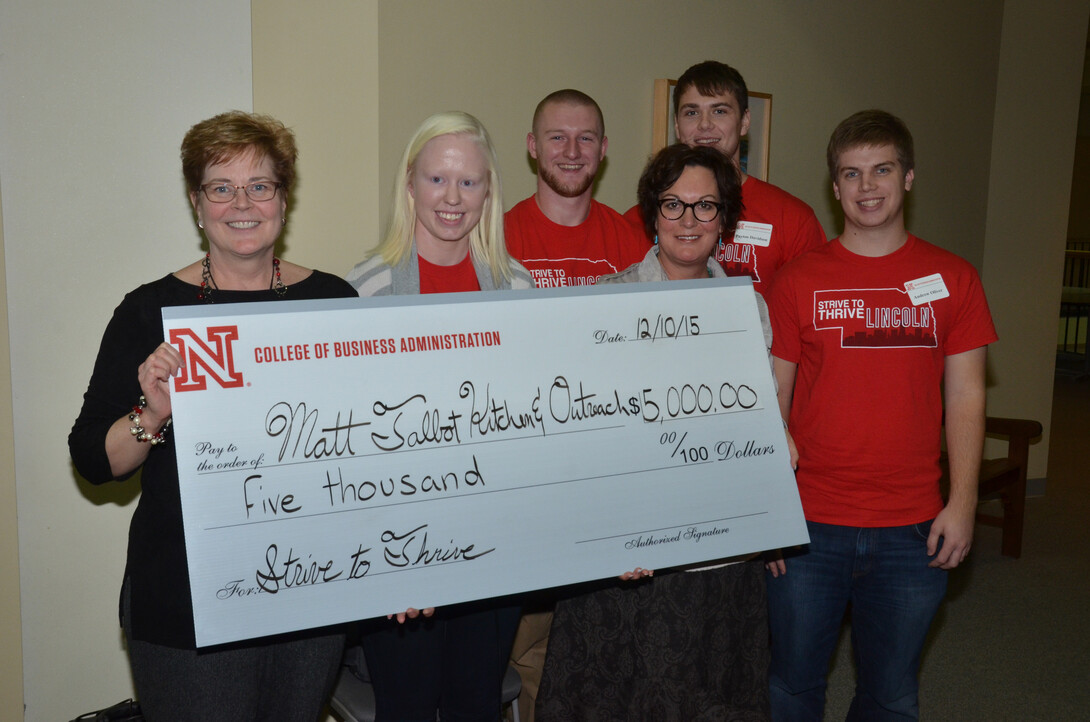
left=536, top=559, right=770, bottom=721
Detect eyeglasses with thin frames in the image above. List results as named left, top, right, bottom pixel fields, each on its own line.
left=199, top=181, right=283, bottom=203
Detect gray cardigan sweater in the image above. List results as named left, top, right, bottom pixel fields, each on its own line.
left=346, top=245, right=534, bottom=296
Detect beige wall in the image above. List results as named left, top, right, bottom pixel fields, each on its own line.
left=0, top=3, right=253, bottom=718
left=252, top=0, right=382, bottom=275
left=0, top=184, right=24, bottom=722
left=982, top=0, right=1090, bottom=470
left=2, top=2, right=1087, bottom=719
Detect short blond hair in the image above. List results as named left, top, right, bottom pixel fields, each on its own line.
left=532, top=89, right=604, bottom=137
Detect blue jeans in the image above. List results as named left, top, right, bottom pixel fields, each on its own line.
left=767, top=520, right=947, bottom=721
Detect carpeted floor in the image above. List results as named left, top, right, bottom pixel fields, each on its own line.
left=823, top=373, right=1090, bottom=720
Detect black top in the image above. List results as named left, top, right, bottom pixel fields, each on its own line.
left=69, top=271, right=356, bottom=648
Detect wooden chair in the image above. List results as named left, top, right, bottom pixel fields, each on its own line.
left=943, top=416, right=1041, bottom=559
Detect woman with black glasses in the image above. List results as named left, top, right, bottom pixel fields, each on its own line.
left=537, top=143, right=776, bottom=721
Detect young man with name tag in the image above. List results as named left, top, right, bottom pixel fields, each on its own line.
left=624, top=60, right=826, bottom=296
left=765, top=110, right=997, bottom=720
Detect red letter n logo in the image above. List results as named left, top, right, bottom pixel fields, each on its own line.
left=168, top=325, right=245, bottom=392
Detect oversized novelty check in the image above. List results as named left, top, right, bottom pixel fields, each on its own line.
left=164, top=279, right=808, bottom=647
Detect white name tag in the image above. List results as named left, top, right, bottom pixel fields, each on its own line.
left=904, top=273, right=950, bottom=305
left=733, top=221, right=773, bottom=247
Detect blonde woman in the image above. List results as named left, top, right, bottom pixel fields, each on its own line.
left=348, top=111, right=532, bottom=296
left=346, top=111, right=530, bottom=722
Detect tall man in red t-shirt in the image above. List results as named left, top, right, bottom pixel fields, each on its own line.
left=624, top=61, right=826, bottom=297
left=766, top=110, right=996, bottom=720
left=505, top=89, right=647, bottom=289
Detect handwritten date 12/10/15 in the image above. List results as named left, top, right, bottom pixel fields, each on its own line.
left=592, top=314, right=700, bottom=345
left=638, top=314, right=699, bottom=342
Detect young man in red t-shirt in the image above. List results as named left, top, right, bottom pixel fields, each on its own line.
left=503, top=89, right=648, bottom=720
left=505, top=89, right=648, bottom=289
left=624, top=61, right=826, bottom=297
left=766, top=110, right=996, bottom=720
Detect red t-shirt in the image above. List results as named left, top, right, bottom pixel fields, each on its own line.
left=768, top=235, right=997, bottom=526
left=624, top=175, right=826, bottom=297
left=505, top=196, right=648, bottom=288
left=418, top=252, right=481, bottom=294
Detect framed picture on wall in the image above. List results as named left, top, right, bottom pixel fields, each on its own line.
left=652, top=79, right=772, bottom=182
left=743, top=92, right=772, bottom=182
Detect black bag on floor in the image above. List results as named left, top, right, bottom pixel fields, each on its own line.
left=71, top=698, right=144, bottom=721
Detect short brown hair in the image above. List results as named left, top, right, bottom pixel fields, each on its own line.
left=673, top=61, right=749, bottom=118
left=531, top=89, right=604, bottom=137
left=827, top=110, right=914, bottom=182
left=181, top=111, right=298, bottom=194
left=637, top=143, right=743, bottom=240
